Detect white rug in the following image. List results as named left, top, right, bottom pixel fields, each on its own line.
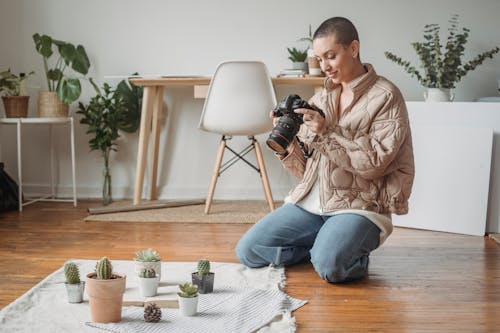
left=0, top=260, right=306, bottom=333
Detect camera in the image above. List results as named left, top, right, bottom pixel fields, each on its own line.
left=266, top=94, right=324, bottom=154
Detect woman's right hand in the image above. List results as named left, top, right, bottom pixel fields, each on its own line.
left=269, top=110, right=280, bottom=127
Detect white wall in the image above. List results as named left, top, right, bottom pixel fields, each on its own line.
left=1, top=0, right=500, bottom=230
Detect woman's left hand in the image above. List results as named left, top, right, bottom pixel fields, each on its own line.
left=294, top=106, right=325, bottom=134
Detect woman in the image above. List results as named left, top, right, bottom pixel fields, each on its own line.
left=236, top=17, right=414, bottom=283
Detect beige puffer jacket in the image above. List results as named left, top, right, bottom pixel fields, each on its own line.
left=280, top=64, right=414, bottom=215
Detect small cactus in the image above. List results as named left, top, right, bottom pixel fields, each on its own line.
left=135, top=248, right=161, bottom=262
left=197, top=259, right=210, bottom=276
left=64, top=262, right=80, bottom=284
left=95, top=257, right=113, bottom=280
left=139, top=268, right=156, bottom=278
left=178, top=282, right=198, bottom=298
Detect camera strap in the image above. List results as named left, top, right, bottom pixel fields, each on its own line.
left=297, top=138, right=313, bottom=158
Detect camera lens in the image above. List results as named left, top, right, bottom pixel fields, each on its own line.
left=266, top=115, right=301, bottom=153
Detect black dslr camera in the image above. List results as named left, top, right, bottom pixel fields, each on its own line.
left=266, top=94, right=324, bottom=154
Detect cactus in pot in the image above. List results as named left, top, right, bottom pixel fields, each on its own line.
left=134, top=248, right=162, bottom=280
left=191, top=258, right=215, bottom=294
left=63, top=261, right=85, bottom=303
left=85, top=257, right=127, bottom=323
left=138, top=268, right=159, bottom=297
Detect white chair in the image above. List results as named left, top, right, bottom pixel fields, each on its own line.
left=199, top=61, right=277, bottom=214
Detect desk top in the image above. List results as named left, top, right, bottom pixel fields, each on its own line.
left=0, top=117, right=72, bottom=124
left=129, top=76, right=326, bottom=87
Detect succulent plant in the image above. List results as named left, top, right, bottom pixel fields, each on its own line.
left=64, top=262, right=80, bottom=284
left=134, top=248, right=161, bottom=262
left=178, top=282, right=198, bottom=298
left=95, top=256, right=113, bottom=280
left=139, top=268, right=156, bottom=278
left=197, top=259, right=210, bottom=276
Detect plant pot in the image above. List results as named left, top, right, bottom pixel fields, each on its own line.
left=38, top=91, right=69, bottom=117
left=134, top=260, right=161, bottom=280
left=138, top=276, right=159, bottom=297
left=292, top=62, right=307, bottom=71
left=65, top=281, right=85, bottom=303
left=191, top=272, right=214, bottom=294
left=177, top=295, right=198, bottom=316
left=85, top=272, right=126, bottom=323
left=423, top=88, right=455, bottom=102
left=2, top=96, right=29, bottom=118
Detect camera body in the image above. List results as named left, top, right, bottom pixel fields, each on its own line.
left=266, top=94, right=324, bottom=154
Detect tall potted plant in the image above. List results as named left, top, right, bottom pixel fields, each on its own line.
left=0, top=69, right=34, bottom=118
left=33, top=33, right=92, bottom=117
left=385, top=15, right=499, bottom=101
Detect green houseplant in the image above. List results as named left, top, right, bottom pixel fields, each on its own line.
left=298, top=25, right=322, bottom=76
left=33, top=33, right=92, bottom=116
left=63, top=261, right=85, bottom=303
left=0, top=69, right=34, bottom=117
left=385, top=15, right=499, bottom=101
left=191, top=258, right=214, bottom=294
left=134, top=248, right=162, bottom=280
left=77, top=78, right=142, bottom=205
left=85, top=257, right=126, bottom=323
left=287, top=47, right=308, bottom=71
left=177, top=282, right=199, bottom=316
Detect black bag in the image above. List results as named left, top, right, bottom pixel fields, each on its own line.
left=0, top=162, right=20, bottom=212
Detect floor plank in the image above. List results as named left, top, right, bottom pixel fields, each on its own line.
left=0, top=201, right=499, bottom=332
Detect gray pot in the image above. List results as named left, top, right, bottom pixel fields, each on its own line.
left=65, top=281, right=85, bottom=303
left=191, top=272, right=214, bottom=294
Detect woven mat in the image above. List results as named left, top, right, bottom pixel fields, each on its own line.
left=85, top=200, right=280, bottom=223
left=0, top=260, right=306, bottom=333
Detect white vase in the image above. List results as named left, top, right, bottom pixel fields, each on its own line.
left=424, top=88, right=455, bottom=102
left=134, top=260, right=161, bottom=280
left=177, top=295, right=198, bottom=316
left=138, top=276, right=159, bottom=297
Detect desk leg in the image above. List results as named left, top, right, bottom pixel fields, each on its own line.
left=70, top=118, right=77, bottom=207
left=134, top=86, right=155, bottom=205
left=16, top=120, right=22, bottom=212
left=50, top=124, right=55, bottom=199
left=149, top=86, right=164, bottom=200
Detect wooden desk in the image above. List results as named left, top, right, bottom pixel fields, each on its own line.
left=129, top=76, right=325, bottom=205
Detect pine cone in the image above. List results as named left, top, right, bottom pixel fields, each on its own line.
left=144, top=302, right=162, bottom=323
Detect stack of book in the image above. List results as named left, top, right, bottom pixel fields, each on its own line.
left=277, top=69, right=306, bottom=78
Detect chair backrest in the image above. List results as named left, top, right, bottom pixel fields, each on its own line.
left=198, top=61, right=277, bottom=136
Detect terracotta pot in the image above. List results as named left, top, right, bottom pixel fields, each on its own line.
left=2, top=96, right=29, bottom=118
left=85, top=272, right=126, bottom=323
left=38, top=91, right=69, bottom=117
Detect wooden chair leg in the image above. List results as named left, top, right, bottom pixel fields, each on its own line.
left=253, top=138, right=275, bottom=211
left=205, top=137, right=226, bottom=214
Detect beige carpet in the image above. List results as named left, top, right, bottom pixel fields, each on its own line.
left=85, top=200, right=280, bottom=223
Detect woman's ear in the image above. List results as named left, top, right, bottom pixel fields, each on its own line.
left=350, top=40, right=360, bottom=58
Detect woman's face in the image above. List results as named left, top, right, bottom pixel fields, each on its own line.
left=313, top=34, right=359, bottom=84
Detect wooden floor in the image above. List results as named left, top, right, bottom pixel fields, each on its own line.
left=0, top=201, right=499, bottom=332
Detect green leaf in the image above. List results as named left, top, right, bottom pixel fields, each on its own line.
left=57, top=78, right=81, bottom=104
left=72, top=45, right=90, bottom=75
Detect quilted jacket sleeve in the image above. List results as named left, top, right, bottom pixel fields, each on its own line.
left=311, top=92, right=409, bottom=180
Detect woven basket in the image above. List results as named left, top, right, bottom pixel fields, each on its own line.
left=38, top=91, right=69, bottom=118
left=2, top=96, right=30, bottom=118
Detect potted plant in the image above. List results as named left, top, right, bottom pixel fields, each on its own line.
left=287, top=47, right=308, bottom=71
left=177, top=282, right=199, bottom=316
left=85, top=257, right=126, bottom=323
left=191, top=258, right=214, bottom=294
left=63, top=261, right=85, bottom=303
left=0, top=69, right=35, bottom=118
left=133, top=248, right=162, bottom=280
left=138, top=268, right=159, bottom=297
left=77, top=79, right=142, bottom=205
left=385, top=14, right=499, bottom=102
left=299, top=25, right=322, bottom=76
left=33, top=33, right=92, bottom=117
left=144, top=302, right=162, bottom=323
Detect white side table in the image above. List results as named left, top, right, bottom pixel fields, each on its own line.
left=0, top=117, right=77, bottom=211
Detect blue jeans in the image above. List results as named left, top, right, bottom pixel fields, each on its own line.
left=236, top=203, right=380, bottom=283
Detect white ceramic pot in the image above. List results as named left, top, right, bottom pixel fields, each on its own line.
left=177, top=295, right=198, bottom=316
left=424, top=88, right=454, bottom=102
left=138, top=276, right=159, bottom=297
left=134, top=260, right=161, bottom=280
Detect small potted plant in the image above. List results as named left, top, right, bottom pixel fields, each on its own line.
left=177, top=282, right=199, bottom=316
left=63, top=261, right=85, bottom=303
left=138, top=268, right=159, bottom=297
left=133, top=248, right=162, bottom=280
left=85, top=257, right=127, bottom=323
left=0, top=69, right=35, bottom=118
left=287, top=47, right=308, bottom=71
left=32, top=33, right=93, bottom=117
left=191, top=258, right=214, bottom=294
left=385, top=14, right=499, bottom=101
left=299, top=24, right=322, bottom=76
